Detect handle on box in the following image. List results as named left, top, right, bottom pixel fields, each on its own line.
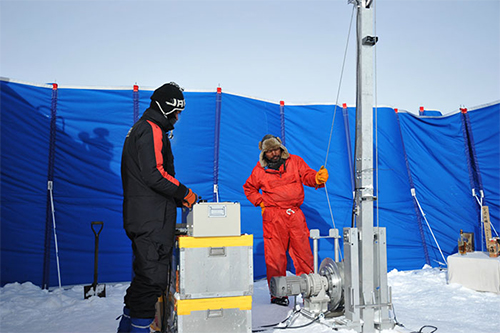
left=209, top=247, right=226, bottom=256
left=207, top=309, right=223, bottom=318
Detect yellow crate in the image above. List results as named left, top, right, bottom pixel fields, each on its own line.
left=175, top=296, right=252, bottom=333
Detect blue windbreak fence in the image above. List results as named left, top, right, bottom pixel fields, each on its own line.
left=1, top=78, right=499, bottom=287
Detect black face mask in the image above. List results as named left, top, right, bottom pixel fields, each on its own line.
left=167, top=113, right=177, bottom=126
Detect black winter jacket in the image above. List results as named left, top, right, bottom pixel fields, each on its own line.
left=121, top=107, right=187, bottom=240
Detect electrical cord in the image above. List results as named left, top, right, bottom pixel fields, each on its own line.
left=252, top=309, right=321, bottom=332
left=411, top=325, right=438, bottom=333
left=252, top=308, right=322, bottom=332
left=391, top=303, right=405, bottom=328
left=391, top=303, right=438, bottom=333
left=273, top=315, right=320, bottom=330
left=252, top=307, right=301, bottom=332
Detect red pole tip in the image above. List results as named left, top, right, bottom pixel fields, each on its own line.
left=394, top=108, right=398, bottom=113
left=52, top=83, right=58, bottom=90
left=460, top=108, right=468, bottom=113
left=419, top=106, right=424, bottom=111
left=217, top=87, right=222, bottom=93
left=133, top=85, right=139, bottom=92
left=342, top=103, right=347, bottom=109
left=280, top=101, right=285, bottom=106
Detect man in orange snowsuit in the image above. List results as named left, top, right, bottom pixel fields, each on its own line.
left=243, top=134, right=329, bottom=306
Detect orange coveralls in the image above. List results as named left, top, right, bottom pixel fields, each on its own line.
left=243, top=154, right=323, bottom=285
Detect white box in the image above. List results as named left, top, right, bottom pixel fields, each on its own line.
left=184, top=202, right=241, bottom=237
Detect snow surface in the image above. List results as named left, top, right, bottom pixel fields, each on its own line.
left=1, top=266, right=499, bottom=333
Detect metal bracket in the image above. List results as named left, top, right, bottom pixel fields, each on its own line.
left=361, top=195, right=377, bottom=201
left=362, top=36, right=379, bottom=46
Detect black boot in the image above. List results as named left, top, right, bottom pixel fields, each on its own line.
left=271, top=296, right=289, bottom=306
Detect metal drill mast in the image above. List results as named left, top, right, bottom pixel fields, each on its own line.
left=344, top=0, right=394, bottom=332
left=355, top=1, right=377, bottom=329
left=268, top=2, right=396, bottom=331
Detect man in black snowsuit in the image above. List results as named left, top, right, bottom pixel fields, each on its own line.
left=117, top=82, right=198, bottom=333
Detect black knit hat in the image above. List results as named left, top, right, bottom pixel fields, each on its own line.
left=150, top=82, right=185, bottom=116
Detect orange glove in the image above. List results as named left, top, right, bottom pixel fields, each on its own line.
left=182, top=188, right=198, bottom=209
left=315, top=166, right=329, bottom=185
left=259, top=202, right=265, bottom=215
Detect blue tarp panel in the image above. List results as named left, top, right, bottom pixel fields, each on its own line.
left=467, top=104, right=500, bottom=244
left=398, top=112, right=480, bottom=264
left=373, top=108, right=432, bottom=269
left=52, top=88, right=134, bottom=285
left=1, top=82, right=52, bottom=285
left=1, top=79, right=499, bottom=287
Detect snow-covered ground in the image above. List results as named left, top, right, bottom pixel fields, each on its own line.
left=1, top=266, right=499, bottom=333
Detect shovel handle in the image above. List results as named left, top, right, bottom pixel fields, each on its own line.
left=91, top=221, right=103, bottom=287
left=91, top=221, right=104, bottom=237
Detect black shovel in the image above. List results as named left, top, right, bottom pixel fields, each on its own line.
left=84, top=221, right=106, bottom=299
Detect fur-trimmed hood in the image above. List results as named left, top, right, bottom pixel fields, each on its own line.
left=259, top=135, right=290, bottom=167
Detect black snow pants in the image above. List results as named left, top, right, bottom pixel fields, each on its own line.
left=123, top=196, right=177, bottom=319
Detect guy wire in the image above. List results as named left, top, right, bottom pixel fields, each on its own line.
left=323, top=4, right=356, bottom=167
left=322, top=3, right=356, bottom=246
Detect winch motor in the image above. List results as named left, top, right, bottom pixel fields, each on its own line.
left=270, top=258, right=344, bottom=315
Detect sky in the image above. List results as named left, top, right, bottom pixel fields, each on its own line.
left=0, top=0, right=499, bottom=114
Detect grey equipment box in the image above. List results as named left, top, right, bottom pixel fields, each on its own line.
left=184, top=202, right=241, bottom=237
left=177, top=235, right=254, bottom=299
left=175, top=295, right=252, bottom=333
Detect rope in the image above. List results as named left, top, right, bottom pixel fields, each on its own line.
left=474, top=190, right=486, bottom=251
left=412, top=189, right=447, bottom=266
left=48, top=181, right=62, bottom=289
left=491, top=220, right=499, bottom=236
left=325, top=183, right=345, bottom=261
left=324, top=184, right=336, bottom=230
